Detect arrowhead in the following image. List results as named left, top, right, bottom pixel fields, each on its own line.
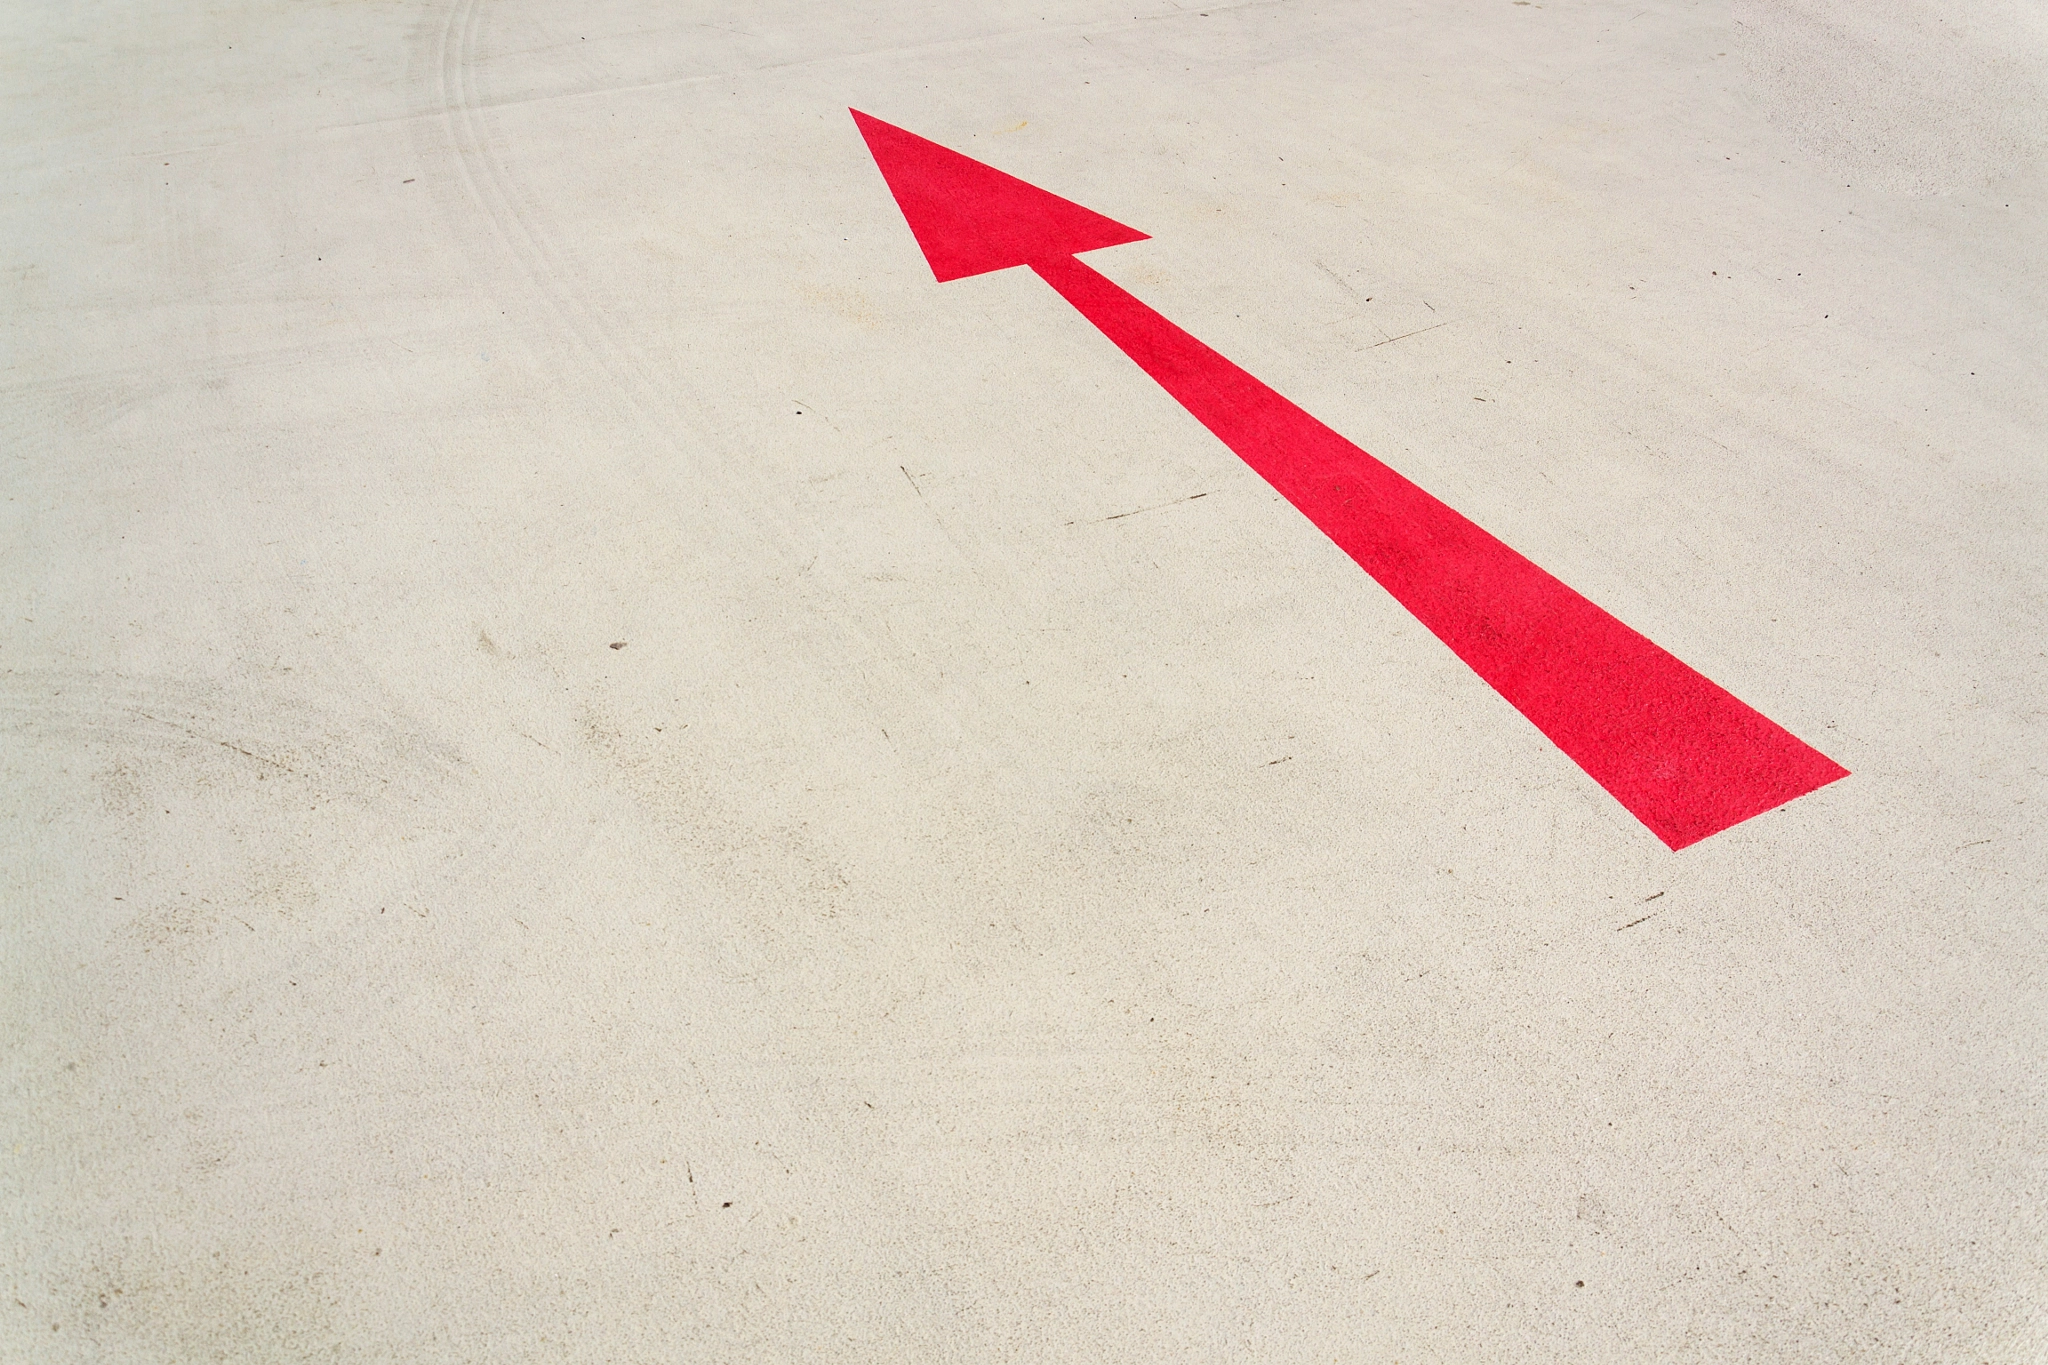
left=851, top=110, right=1148, bottom=281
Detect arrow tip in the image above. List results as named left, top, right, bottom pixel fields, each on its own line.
left=850, top=109, right=1147, bottom=281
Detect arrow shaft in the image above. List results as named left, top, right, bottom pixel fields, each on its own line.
left=1030, top=253, right=1844, bottom=849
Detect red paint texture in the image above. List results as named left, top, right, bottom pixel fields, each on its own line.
left=852, top=110, right=1847, bottom=848
left=851, top=110, right=1148, bottom=280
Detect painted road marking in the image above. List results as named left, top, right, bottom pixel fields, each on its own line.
left=852, top=110, right=1846, bottom=849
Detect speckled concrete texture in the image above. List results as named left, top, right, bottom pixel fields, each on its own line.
left=4, top=2, right=2044, bottom=1359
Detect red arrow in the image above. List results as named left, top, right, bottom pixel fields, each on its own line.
left=852, top=110, right=1846, bottom=849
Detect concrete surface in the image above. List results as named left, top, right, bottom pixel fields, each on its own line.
left=4, top=0, right=2044, bottom=1359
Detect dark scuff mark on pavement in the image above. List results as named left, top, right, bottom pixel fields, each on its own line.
left=130, top=710, right=295, bottom=774
left=1066, top=490, right=1213, bottom=526
left=1363, top=320, right=1449, bottom=350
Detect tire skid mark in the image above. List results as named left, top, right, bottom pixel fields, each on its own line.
left=0, top=667, right=466, bottom=804
left=422, top=0, right=979, bottom=721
